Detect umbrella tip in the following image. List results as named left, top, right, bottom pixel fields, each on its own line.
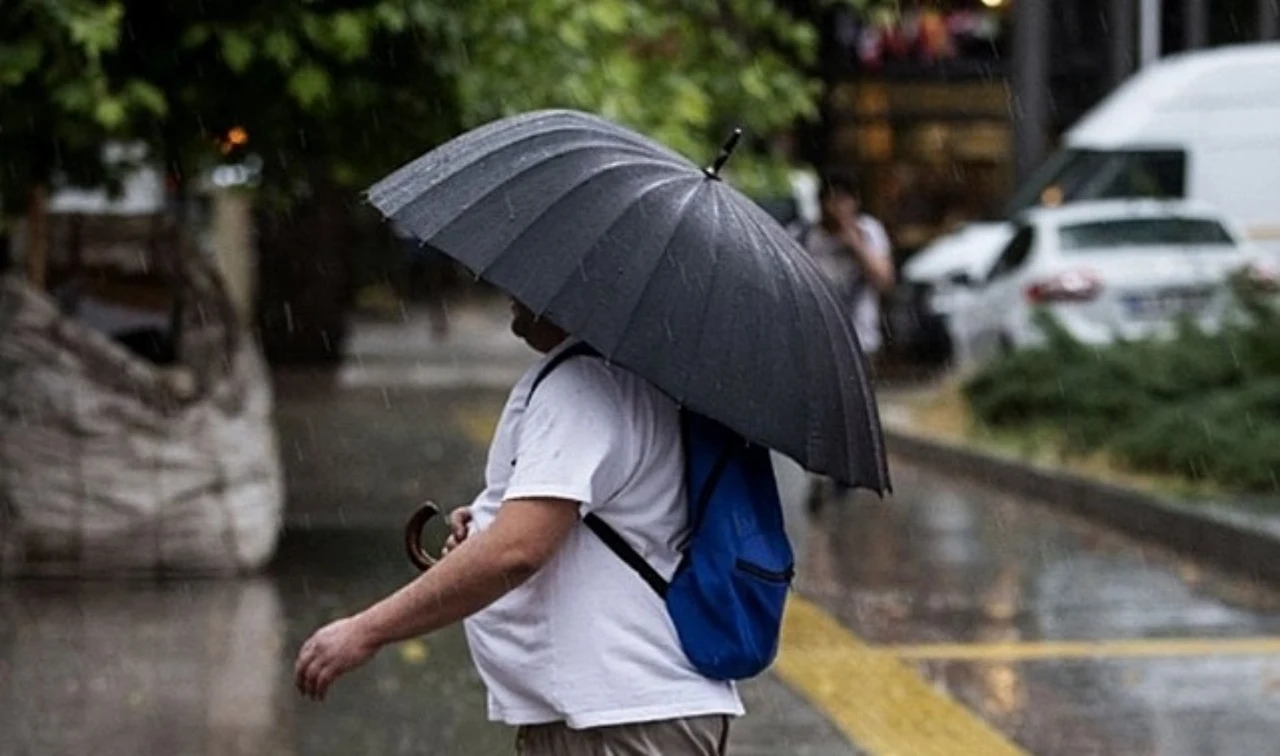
left=704, top=128, right=743, bottom=180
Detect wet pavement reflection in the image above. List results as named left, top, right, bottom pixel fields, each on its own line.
left=800, top=460, right=1280, bottom=755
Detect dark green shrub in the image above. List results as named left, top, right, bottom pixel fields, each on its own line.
left=962, top=285, right=1280, bottom=493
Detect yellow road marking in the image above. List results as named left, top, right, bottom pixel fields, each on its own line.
left=888, top=636, right=1280, bottom=662
left=776, top=596, right=1028, bottom=756
left=399, top=639, right=429, bottom=665
left=452, top=403, right=501, bottom=446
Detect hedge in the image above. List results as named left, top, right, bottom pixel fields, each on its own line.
left=963, top=281, right=1280, bottom=493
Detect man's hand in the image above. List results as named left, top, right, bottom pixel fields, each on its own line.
left=837, top=211, right=865, bottom=243
left=295, top=616, right=380, bottom=702
left=837, top=216, right=896, bottom=294
left=441, top=506, right=472, bottom=557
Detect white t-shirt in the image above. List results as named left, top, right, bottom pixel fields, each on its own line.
left=805, top=217, right=892, bottom=354
left=461, top=340, right=744, bottom=729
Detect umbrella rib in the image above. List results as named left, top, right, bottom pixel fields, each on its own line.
left=761, top=211, right=884, bottom=483
left=588, top=180, right=709, bottom=371
left=371, top=126, right=690, bottom=215
left=425, top=148, right=682, bottom=259
left=721, top=193, right=823, bottom=464
left=673, top=186, right=733, bottom=408
left=731, top=198, right=835, bottom=443
left=734, top=197, right=875, bottom=482
left=504, top=110, right=698, bottom=168
left=710, top=190, right=825, bottom=459
left=523, top=174, right=700, bottom=321
left=469, top=166, right=692, bottom=286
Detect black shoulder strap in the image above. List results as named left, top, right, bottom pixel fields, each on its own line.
left=524, top=343, right=735, bottom=601
left=583, top=513, right=669, bottom=597
left=583, top=413, right=738, bottom=599
left=526, top=341, right=599, bottom=406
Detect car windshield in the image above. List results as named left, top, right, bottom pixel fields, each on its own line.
left=1058, top=217, right=1236, bottom=251
left=1004, top=148, right=1187, bottom=216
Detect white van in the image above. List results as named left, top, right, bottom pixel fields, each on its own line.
left=903, top=42, right=1280, bottom=345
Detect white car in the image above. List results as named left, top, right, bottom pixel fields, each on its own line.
left=896, top=44, right=1280, bottom=364
left=905, top=222, right=1015, bottom=321
left=950, top=200, right=1277, bottom=366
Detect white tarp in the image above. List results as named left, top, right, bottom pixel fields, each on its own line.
left=0, top=268, right=284, bottom=577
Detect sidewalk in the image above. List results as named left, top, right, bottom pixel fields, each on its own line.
left=336, top=298, right=538, bottom=389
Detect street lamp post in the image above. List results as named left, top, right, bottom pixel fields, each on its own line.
left=1109, top=0, right=1136, bottom=87
left=1140, top=0, right=1162, bottom=67
left=1261, top=0, right=1279, bottom=41
left=1012, top=0, right=1051, bottom=182
left=1183, top=0, right=1207, bottom=49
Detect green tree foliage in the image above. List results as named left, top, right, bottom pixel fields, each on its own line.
left=2, top=0, right=882, bottom=215
left=0, top=2, right=168, bottom=208
left=964, top=281, right=1280, bottom=493
left=450, top=0, right=823, bottom=194
left=37, top=1, right=461, bottom=208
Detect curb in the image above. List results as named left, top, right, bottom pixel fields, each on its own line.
left=884, top=427, right=1280, bottom=585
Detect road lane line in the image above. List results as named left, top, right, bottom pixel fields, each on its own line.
left=775, top=596, right=1028, bottom=755
left=887, top=636, right=1280, bottom=662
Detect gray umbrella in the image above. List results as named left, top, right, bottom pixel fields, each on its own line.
left=367, top=109, right=889, bottom=493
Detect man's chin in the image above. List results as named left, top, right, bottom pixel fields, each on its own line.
left=511, top=320, right=536, bottom=345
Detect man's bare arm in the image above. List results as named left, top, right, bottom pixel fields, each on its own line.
left=361, top=497, right=578, bottom=643
left=294, top=497, right=578, bottom=700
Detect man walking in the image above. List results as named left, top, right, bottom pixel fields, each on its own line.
left=295, top=300, right=741, bottom=754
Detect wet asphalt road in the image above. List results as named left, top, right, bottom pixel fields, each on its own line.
left=801, top=463, right=1280, bottom=755
left=5, top=305, right=1280, bottom=755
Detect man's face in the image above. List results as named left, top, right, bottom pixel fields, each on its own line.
left=510, top=299, right=567, bottom=354
left=822, top=190, right=859, bottom=222
left=510, top=299, right=537, bottom=341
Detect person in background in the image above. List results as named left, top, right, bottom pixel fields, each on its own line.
left=802, top=172, right=895, bottom=511
left=803, top=172, right=895, bottom=356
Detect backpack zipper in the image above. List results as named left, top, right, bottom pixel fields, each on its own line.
left=735, top=559, right=794, bottom=583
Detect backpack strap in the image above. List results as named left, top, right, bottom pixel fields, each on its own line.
left=582, top=514, right=670, bottom=597
left=522, top=342, right=734, bottom=601
left=585, top=412, right=737, bottom=599
left=526, top=341, right=599, bottom=406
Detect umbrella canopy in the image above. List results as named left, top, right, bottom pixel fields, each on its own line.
left=367, top=109, right=889, bottom=493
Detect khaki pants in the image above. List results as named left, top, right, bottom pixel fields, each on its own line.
left=515, top=715, right=731, bottom=756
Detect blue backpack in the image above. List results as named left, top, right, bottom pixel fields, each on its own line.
left=529, top=343, right=794, bottom=680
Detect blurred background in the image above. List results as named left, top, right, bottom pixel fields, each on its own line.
left=4, top=2, right=1280, bottom=754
